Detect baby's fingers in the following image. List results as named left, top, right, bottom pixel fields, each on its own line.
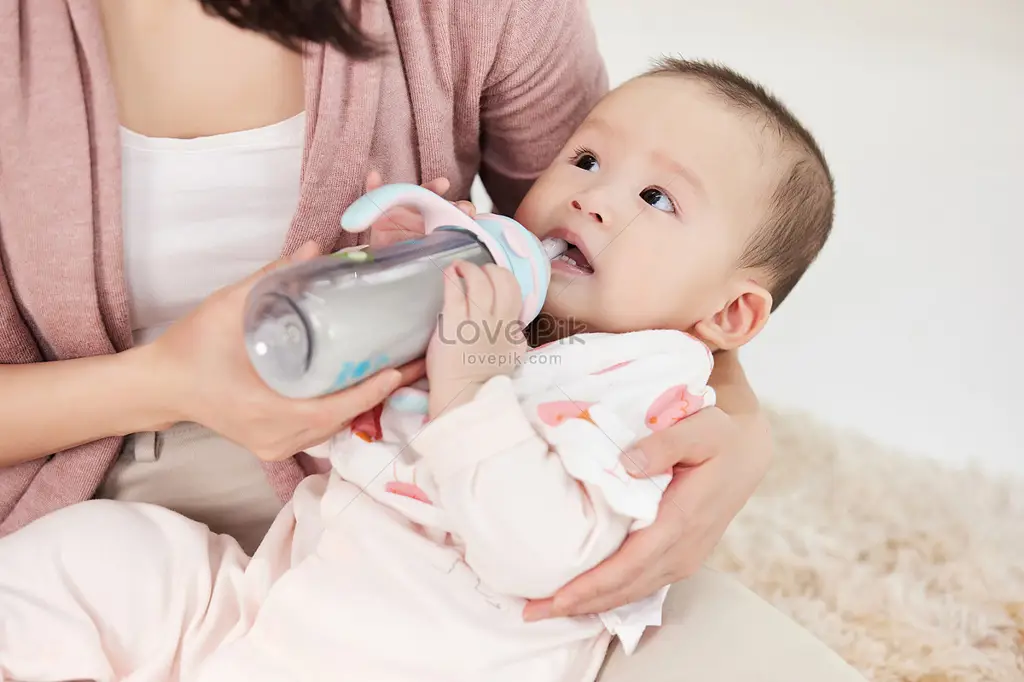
left=442, top=263, right=471, bottom=321
left=453, top=261, right=495, bottom=318
left=483, top=265, right=523, bottom=320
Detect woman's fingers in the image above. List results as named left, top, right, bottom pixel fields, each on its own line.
left=305, top=359, right=426, bottom=433
left=393, top=358, right=428, bottom=386
left=619, top=406, right=729, bottom=477
left=276, top=361, right=425, bottom=459
left=524, top=415, right=770, bottom=621
left=523, top=526, right=668, bottom=620
left=364, top=173, right=481, bottom=250
left=305, top=368, right=404, bottom=438
left=523, top=467, right=719, bottom=621
left=366, top=179, right=455, bottom=248
left=365, top=170, right=450, bottom=199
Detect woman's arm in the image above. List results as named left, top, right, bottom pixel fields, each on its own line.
left=0, top=345, right=176, bottom=467
left=0, top=243, right=419, bottom=469
left=708, top=349, right=762, bottom=417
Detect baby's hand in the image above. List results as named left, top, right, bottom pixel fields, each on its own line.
left=426, top=261, right=526, bottom=417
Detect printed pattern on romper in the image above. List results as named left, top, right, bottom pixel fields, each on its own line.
left=319, top=329, right=715, bottom=535
left=308, top=329, right=715, bottom=653
left=318, top=382, right=447, bottom=531
left=514, top=329, right=716, bottom=530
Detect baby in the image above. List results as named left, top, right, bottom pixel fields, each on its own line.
left=0, top=58, right=833, bottom=682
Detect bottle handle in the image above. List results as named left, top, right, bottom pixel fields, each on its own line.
left=341, top=182, right=515, bottom=272
left=341, top=183, right=482, bottom=237
left=341, top=183, right=551, bottom=324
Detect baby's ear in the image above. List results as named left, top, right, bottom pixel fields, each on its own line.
left=693, top=280, right=772, bottom=351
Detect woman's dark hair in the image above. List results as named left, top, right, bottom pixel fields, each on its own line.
left=197, top=0, right=385, bottom=59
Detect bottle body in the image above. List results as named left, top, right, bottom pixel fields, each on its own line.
left=243, top=182, right=562, bottom=399
left=244, top=229, right=492, bottom=398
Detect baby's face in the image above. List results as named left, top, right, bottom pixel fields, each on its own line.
left=516, top=75, right=776, bottom=340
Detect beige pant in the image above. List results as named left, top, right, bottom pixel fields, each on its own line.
left=98, top=424, right=866, bottom=682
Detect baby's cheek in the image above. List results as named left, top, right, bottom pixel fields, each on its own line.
left=596, top=262, right=679, bottom=332
left=603, top=284, right=658, bottom=331
left=513, top=177, right=555, bottom=228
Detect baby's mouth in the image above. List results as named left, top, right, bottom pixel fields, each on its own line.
left=553, top=242, right=594, bottom=275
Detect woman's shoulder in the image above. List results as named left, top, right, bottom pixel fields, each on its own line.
left=387, top=0, right=604, bottom=108
left=388, top=0, right=591, bottom=55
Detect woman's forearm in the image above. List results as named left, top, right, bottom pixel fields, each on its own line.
left=709, top=350, right=760, bottom=417
left=0, top=345, right=177, bottom=467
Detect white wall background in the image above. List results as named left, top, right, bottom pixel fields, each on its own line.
left=475, top=0, right=1024, bottom=473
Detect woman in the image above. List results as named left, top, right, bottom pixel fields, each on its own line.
left=0, top=1, right=863, bottom=680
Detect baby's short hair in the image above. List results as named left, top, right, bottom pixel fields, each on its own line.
left=645, top=57, right=835, bottom=311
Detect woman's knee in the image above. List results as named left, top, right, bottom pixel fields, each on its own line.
left=597, top=567, right=866, bottom=682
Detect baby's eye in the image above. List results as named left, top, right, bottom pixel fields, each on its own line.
left=640, top=187, right=675, bottom=213
left=571, top=147, right=600, bottom=172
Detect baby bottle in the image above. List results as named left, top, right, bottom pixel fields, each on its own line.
left=243, top=183, right=567, bottom=398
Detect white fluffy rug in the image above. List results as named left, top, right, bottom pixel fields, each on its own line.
left=707, top=409, right=1024, bottom=682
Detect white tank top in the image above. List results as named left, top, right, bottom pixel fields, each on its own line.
left=121, top=112, right=306, bottom=346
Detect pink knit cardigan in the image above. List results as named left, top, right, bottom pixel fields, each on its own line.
left=0, top=0, right=607, bottom=535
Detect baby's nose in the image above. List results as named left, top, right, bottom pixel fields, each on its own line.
left=571, top=199, right=603, bottom=224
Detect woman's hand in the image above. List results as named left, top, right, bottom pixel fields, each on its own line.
left=523, top=352, right=772, bottom=620
left=426, top=260, right=526, bottom=417
left=151, top=241, right=424, bottom=461
left=364, top=171, right=477, bottom=249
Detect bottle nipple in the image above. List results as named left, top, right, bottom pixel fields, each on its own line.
left=542, top=238, right=568, bottom=260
